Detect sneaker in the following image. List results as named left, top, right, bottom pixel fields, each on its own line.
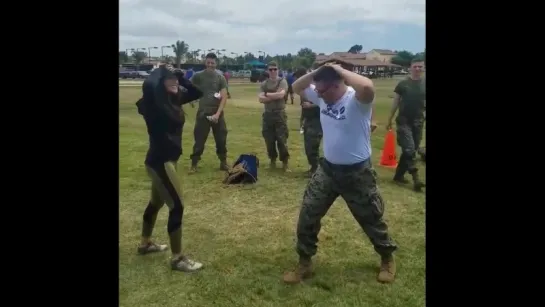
left=137, top=242, right=168, bottom=255
left=299, top=127, right=304, bottom=134
left=171, top=256, right=204, bottom=272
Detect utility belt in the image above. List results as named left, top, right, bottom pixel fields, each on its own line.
left=319, top=157, right=370, bottom=176
left=263, top=108, right=286, bottom=114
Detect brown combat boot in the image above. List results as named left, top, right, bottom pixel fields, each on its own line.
left=283, top=258, right=313, bottom=284
left=411, top=171, right=425, bottom=192
left=377, top=255, right=396, bottom=283
left=393, top=175, right=410, bottom=184
left=219, top=159, right=229, bottom=171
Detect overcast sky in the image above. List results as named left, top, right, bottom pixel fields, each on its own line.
left=120, top=0, right=425, bottom=57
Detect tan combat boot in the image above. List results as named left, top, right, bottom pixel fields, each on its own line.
left=283, top=259, right=313, bottom=284
left=377, top=255, right=396, bottom=283
left=270, top=159, right=277, bottom=169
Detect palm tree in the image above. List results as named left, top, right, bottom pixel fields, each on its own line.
left=132, top=51, right=147, bottom=66
left=172, top=40, right=189, bottom=68
left=163, top=55, right=173, bottom=63
left=192, top=50, right=201, bottom=63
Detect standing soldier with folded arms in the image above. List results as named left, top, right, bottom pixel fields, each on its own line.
left=258, top=61, right=291, bottom=172
left=386, top=58, right=426, bottom=192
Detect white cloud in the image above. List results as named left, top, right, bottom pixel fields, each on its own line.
left=119, top=0, right=425, bottom=55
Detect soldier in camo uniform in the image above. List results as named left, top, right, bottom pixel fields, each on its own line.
left=295, top=68, right=322, bottom=176
left=386, top=58, right=426, bottom=192
left=284, top=63, right=397, bottom=285
left=258, top=61, right=291, bottom=172
left=189, top=53, right=229, bottom=172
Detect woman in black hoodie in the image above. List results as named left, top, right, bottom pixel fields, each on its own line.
left=135, top=64, right=204, bottom=272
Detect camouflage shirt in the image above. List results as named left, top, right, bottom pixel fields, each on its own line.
left=394, top=77, right=426, bottom=121
left=191, top=70, right=227, bottom=114
left=260, top=78, right=288, bottom=112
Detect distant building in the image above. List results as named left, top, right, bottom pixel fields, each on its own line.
left=365, top=49, right=398, bottom=63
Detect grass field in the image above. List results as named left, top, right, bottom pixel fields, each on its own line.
left=119, top=79, right=426, bottom=307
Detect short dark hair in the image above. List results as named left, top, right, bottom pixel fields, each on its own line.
left=313, top=66, right=342, bottom=83
left=268, top=61, right=278, bottom=67
left=293, top=67, right=307, bottom=78
left=411, top=57, right=424, bottom=64
left=205, top=53, right=218, bottom=61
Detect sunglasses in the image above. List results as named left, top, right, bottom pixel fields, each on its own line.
left=268, top=68, right=278, bottom=72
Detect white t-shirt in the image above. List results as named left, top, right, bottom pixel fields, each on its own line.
left=303, top=84, right=373, bottom=165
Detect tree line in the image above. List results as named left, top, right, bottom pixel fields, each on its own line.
left=119, top=41, right=425, bottom=69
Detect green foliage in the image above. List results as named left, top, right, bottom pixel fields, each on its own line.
left=172, top=40, right=189, bottom=68
left=132, top=51, right=147, bottom=65
left=119, top=51, right=129, bottom=64
left=348, top=44, right=363, bottom=53
left=390, top=49, right=425, bottom=67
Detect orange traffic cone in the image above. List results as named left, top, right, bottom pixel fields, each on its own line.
left=379, top=130, right=398, bottom=168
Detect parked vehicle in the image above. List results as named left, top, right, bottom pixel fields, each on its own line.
left=119, top=70, right=136, bottom=79
left=135, top=71, right=150, bottom=79
left=250, top=69, right=266, bottom=83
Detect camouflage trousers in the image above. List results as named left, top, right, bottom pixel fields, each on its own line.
left=190, top=111, right=228, bottom=163
left=262, top=110, right=289, bottom=162
left=395, top=117, right=424, bottom=177
left=296, top=158, right=397, bottom=259
left=303, top=119, right=322, bottom=168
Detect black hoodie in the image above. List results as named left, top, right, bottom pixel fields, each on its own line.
left=136, top=66, right=203, bottom=165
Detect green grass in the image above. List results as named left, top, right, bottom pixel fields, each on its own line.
left=119, top=79, right=425, bottom=307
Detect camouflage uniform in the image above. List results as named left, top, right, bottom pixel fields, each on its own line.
left=296, top=158, right=397, bottom=260
left=301, top=99, right=322, bottom=174
left=189, top=70, right=229, bottom=170
left=393, top=77, right=426, bottom=190
left=261, top=78, right=290, bottom=164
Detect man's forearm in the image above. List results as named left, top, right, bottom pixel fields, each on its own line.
left=388, top=98, right=399, bottom=121
left=267, top=92, right=285, bottom=99
left=216, top=91, right=227, bottom=114
left=337, top=68, right=373, bottom=96
left=292, top=70, right=318, bottom=94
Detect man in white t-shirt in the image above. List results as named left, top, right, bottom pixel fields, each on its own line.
left=282, top=63, right=397, bottom=284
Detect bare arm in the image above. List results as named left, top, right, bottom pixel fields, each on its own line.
left=258, top=81, right=269, bottom=103
left=267, top=79, right=288, bottom=99
left=387, top=93, right=401, bottom=123
left=216, top=76, right=228, bottom=115
left=333, top=65, right=374, bottom=104
left=292, top=69, right=319, bottom=95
